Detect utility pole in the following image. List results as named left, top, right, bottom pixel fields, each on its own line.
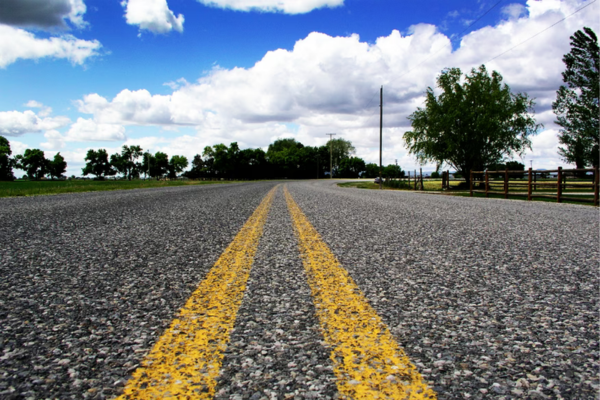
left=379, top=86, right=383, bottom=190
left=326, top=133, right=336, bottom=179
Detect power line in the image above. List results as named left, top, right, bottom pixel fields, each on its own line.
left=486, top=0, right=597, bottom=63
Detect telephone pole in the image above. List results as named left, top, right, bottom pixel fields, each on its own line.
left=379, top=86, right=383, bottom=189
left=326, top=133, right=336, bottom=179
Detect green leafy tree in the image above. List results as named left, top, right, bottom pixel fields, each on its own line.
left=552, top=27, right=599, bottom=169
left=111, top=145, right=144, bottom=180
left=488, top=160, right=525, bottom=179
left=382, top=164, right=403, bottom=179
left=15, top=149, right=49, bottom=180
left=0, top=136, right=15, bottom=181
left=151, top=152, right=169, bottom=179
left=140, top=151, right=154, bottom=179
left=364, top=163, right=379, bottom=178
left=82, top=149, right=115, bottom=180
left=238, top=148, right=268, bottom=180
left=201, top=146, right=216, bottom=177
left=338, top=157, right=366, bottom=178
left=184, top=154, right=204, bottom=179
left=325, top=138, right=355, bottom=176
left=48, top=152, right=67, bottom=180
left=404, top=65, right=540, bottom=186
left=168, top=155, right=188, bottom=179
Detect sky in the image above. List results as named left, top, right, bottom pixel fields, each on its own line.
left=0, top=0, right=598, bottom=177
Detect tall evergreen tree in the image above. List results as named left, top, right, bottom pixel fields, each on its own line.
left=552, top=27, right=599, bottom=169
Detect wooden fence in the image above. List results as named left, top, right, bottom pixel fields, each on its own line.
left=469, top=167, right=599, bottom=206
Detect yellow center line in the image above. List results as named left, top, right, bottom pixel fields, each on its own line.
left=117, top=185, right=278, bottom=400
left=284, top=186, right=436, bottom=400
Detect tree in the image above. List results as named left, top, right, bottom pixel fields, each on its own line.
left=15, top=149, right=49, bottom=180
left=326, top=138, right=355, bottom=176
left=404, top=65, right=540, bottom=186
left=364, top=163, right=379, bottom=178
left=338, top=157, right=366, bottom=178
left=111, top=145, right=143, bottom=180
left=151, top=152, right=169, bottom=179
left=184, top=154, right=204, bottom=179
left=48, top=153, right=67, bottom=180
left=0, top=136, right=14, bottom=181
left=382, top=164, right=403, bottom=179
left=82, top=149, right=115, bottom=180
left=168, top=155, right=188, bottom=179
left=552, top=27, right=599, bottom=169
left=141, top=152, right=153, bottom=179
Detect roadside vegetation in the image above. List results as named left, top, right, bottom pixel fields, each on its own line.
left=0, top=179, right=241, bottom=198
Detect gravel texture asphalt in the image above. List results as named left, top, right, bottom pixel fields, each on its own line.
left=0, top=180, right=598, bottom=399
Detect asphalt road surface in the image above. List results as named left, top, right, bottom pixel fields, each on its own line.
left=0, top=180, right=598, bottom=399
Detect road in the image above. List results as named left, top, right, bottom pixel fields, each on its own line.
left=0, top=180, right=597, bottom=399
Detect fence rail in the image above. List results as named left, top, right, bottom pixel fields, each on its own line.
left=469, top=167, right=599, bottom=206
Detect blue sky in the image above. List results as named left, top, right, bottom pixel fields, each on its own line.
left=0, top=0, right=597, bottom=176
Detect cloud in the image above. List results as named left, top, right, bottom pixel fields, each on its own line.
left=0, top=25, right=101, bottom=68
left=65, top=118, right=127, bottom=141
left=40, top=118, right=127, bottom=150
left=41, top=129, right=66, bottom=150
left=122, top=0, right=184, bottom=34
left=74, top=0, right=598, bottom=170
left=197, top=0, right=344, bottom=14
left=501, top=3, right=528, bottom=20
left=0, top=110, right=70, bottom=136
left=25, top=100, right=53, bottom=117
left=0, top=0, right=87, bottom=29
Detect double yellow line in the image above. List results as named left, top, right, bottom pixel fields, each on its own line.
left=117, top=185, right=435, bottom=400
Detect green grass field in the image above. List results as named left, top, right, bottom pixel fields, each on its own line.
left=0, top=179, right=239, bottom=198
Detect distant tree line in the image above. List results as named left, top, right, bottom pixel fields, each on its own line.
left=0, top=135, right=408, bottom=182
left=0, top=136, right=66, bottom=181
left=183, top=138, right=404, bottom=180
left=81, top=146, right=190, bottom=180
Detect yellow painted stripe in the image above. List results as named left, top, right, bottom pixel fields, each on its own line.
left=284, top=186, right=436, bottom=400
left=117, top=185, right=278, bottom=400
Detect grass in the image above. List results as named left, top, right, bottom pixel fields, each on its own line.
left=0, top=179, right=241, bottom=198
left=338, top=180, right=465, bottom=191
left=338, top=179, right=597, bottom=206
left=455, top=191, right=596, bottom=206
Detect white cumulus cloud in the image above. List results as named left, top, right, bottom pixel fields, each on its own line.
left=41, top=118, right=127, bottom=150
left=197, top=0, right=344, bottom=14
left=0, top=110, right=70, bottom=136
left=122, top=0, right=184, bottom=34
left=75, top=0, right=598, bottom=170
left=66, top=118, right=127, bottom=142
left=0, top=25, right=101, bottom=68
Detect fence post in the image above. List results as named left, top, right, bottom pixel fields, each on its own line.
left=470, top=170, right=473, bottom=197
left=528, top=167, right=532, bottom=201
left=557, top=167, right=562, bottom=203
left=420, top=168, right=424, bottom=190
left=408, top=171, right=411, bottom=188
left=594, top=167, right=599, bottom=207
left=485, top=170, right=489, bottom=198
left=534, top=169, right=537, bottom=191
left=446, top=170, right=450, bottom=190
left=414, top=170, right=417, bottom=190
left=504, top=168, right=509, bottom=199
